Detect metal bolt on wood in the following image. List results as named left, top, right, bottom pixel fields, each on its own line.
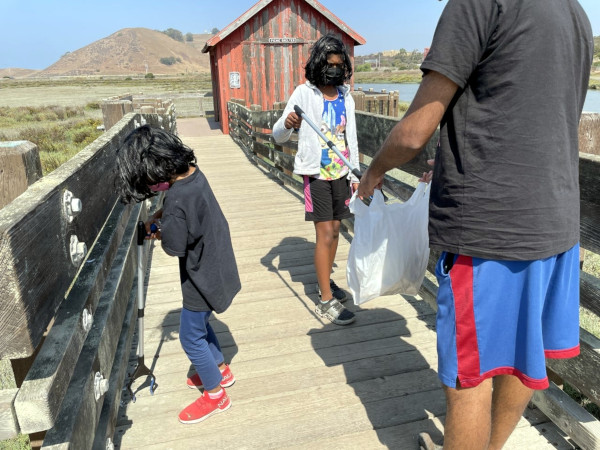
left=69, top=235, right=87, bottom=266
left=82, top=308, right=93, bottom=332
left=94, top=372, right=109, bottom=400
left=63, top=190, right=83, bottom=222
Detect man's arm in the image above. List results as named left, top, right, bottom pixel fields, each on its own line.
left=357, top=71, right=459, bottom=198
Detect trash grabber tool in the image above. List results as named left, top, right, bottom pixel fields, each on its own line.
left=293, top=105, right=362, bottom=180
left=126, top=220, right=157, bottom=403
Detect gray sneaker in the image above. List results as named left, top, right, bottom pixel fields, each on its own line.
left=315, top=299, right=355, bottom=325
left=316, top=279, right=347, bottom=302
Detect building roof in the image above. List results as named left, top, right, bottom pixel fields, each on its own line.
left=201, top=0, right=366, bottom=53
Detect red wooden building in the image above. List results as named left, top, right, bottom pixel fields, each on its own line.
left=202, top=0, right=365, bottom=134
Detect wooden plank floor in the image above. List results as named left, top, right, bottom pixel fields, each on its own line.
left=113, top=129, right=577, bottom=449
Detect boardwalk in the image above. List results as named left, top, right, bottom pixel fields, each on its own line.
left=114, top=118, right=576, bottom=449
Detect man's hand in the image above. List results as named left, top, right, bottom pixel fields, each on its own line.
left=357, top=167, right=384, bottom=200
left=284, top=111, right=302, bottom=130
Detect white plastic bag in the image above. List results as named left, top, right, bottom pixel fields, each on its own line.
left=347, top=182, right=430, bottom=305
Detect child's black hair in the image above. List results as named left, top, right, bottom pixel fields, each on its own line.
left=115, top=125, right=196, bottom=203
left=305, top=33, right=353, bottom=86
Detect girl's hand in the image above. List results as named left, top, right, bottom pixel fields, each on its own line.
left=284, top=112, right=302, bottom=130
left=145, top=210, right=162, bottom=240
left=351, top=182, right=359, bottom=194
left=418, top=159, right=435, bottom=183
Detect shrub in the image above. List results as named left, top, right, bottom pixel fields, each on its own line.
left=0, top=116, right=103, bottom=175
left=355, top=63, right=372, bottom=72
left=145, top=73, right=155, bottom=79
left=160, top=56, right=178, bottom=66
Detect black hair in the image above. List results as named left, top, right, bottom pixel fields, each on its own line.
left=304, top=33, right=353, bottom=86
left=115, top=125, right=196, bottom=203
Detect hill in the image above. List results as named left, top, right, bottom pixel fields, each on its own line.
left=39, top=28, right=211, bottom=77
left=0, top=68, right=39, bottom=78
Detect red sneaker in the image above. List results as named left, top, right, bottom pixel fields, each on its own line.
left=178, top=389, right=231, bottom=424
left=186, top=365, right=236, bottom=389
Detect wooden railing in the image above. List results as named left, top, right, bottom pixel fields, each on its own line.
left=352, top=89, right=402, bottom=117
left=228, top=100, right=600, bottom=450
left=0, top=108, right=174, bottom=448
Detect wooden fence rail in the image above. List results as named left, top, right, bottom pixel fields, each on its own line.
left=0, top=109, right=174, bottom=448
left=352, top=89, right=402, bottom=117
left=228, top=100, right=600, bottom=450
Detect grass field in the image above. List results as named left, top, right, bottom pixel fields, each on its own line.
left=0, top=74, right=212, bottom=108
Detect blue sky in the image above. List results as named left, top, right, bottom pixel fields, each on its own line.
left=1, top=0, right=599, bottom=70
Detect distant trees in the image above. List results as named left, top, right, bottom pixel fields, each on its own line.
left=185, top=32, right=194, bottom=42
left=162, top=28, right=184, bottom=42
left=355, top=48, right=425, bottom=71
left=211, top=28, right=219, bottom=35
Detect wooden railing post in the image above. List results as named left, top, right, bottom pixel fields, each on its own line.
left=250, top=105, right=262, bottom=155
left=0, top=141, right=42, bottom=209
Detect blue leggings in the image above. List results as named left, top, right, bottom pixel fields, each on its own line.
left=179, top=308, right=224, bottom=391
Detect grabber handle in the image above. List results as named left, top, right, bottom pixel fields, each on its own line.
left=351, top=168, right=362, bottom=180
left=137, top=221, right=145, bottom=246
left=293, top=104, right=305, bottom=118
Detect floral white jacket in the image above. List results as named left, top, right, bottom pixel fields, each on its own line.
left=272, top=81, right=360, bottom=183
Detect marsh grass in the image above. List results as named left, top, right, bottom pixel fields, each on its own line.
left=0, top=106, right=103, bottom=174
left=0, top=360, right=30, bottom=450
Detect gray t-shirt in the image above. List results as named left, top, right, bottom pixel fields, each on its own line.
left=421, top=0, right=593, bottom=260
left=161, top=167, right=240, bottom=313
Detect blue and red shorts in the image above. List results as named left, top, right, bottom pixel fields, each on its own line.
left=435, top=244, right=580, bottom=390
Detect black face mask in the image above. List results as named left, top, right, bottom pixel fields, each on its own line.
left=322, top=66, right=345, bottom=86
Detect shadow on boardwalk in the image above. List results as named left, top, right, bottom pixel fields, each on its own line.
left=262, top=235, right=446, bottom=448
left=113, top=310, right=238, bottom=448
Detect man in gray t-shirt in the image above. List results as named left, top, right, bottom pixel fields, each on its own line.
left=358, top=0, right=593, bottom=448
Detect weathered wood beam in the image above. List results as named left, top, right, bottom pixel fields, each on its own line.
left=253, top=110, right=284, bottom=129
left=0, top=140, right=42, bottom=209
left=581, top=271, right=600, bottom=318
left=0, top=122, right=137, bottom=359
left=533, top=382, right=600, bottom=450
left=13, top=201, right=138, bottom=433
left=0, top=388, right=20, bottom=440
left=545, top=329, right=600, bottom=407
left=92, top=279, right=139, bottom=450
left=39, top=203, right=140, bottom=447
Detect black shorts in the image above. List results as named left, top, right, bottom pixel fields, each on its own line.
left=303, top=176, right=353, bottom=222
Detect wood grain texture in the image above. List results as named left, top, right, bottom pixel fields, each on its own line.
left=0, top=113, right=170, bottom=359
left=0, top=140, right=42, bottom=209
left=0, top=388, right=19, bottom=440
left=39, top=201, right=141, bottom=445
left=533, top=382, right=600, bottom=450
left=0, top=123, right=136, bottom=359
left=13, top=201, right=138, bottom=433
